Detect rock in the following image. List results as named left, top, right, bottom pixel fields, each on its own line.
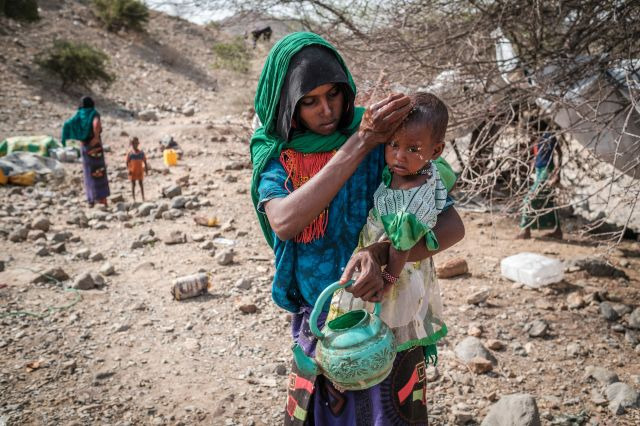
left=51, top=231, right=72, bottom=242
left=138, top=109, right=158, bottom=121
left=32, top=267, right=70, bottom=284
left=524, top=319, right=549, bottom=338
left=28, top=230, right=46, bottom=241
left=90, top=252, right=105, bottom=262
left=191, top=233, right=205, bottom=242
left=51, top=242, right=66, bottom=253
left=584, top=366, right=619, bottom=385
left=572, top=257, right=628, bottom=279
left=454, top=336, right=497, bottom=365
left=600, top=302, right=620, bottom=321
left=235, top=277, right=252, bottom=290
left=215, top=249, right=234, bottom=266
left=113, top=323, right=130, bottom=333
left=111, top=193, right=125, bottom=203
left=566, top=342, right=585, bottom=357
left=199, top=241, right=214, bottom=250
left=238, top=303, right=258, bottom=314
left=625, top=330, right=639, bottom=346
left=130, top=240, right=143, bottom=250
left=611, top=303, right=632, bottom=317
left=468, top=325, right=483, bottom=337
left=628, top=308, right=640, bottom=330
left=164, top=231, right=187, bottom=245
left=451, top=404, right=474, bottom=425
left=137, top=203, right=156, bottom=217
left=0, top=260, right=4, bottom=272
left=162, top=185, right=182, bottom=199
left=566, top=293, right=585, bottom=309
left=74, top=248, right=91, bottom=260
left=182, top=106, right=195, bottom=117
left=91, top=273, right=105, bottom=286
left=171, top=196, right=187, bottom=209
left=100, top=262, right=115, bottom=276
left=436, top=257, right=469, bottom=278
left=8, top=227, right=28, bottom=242
left=481, top=393, right=541, bottom=426
left=466, top=288, right=490, bottom=305
left=35, top=246, right=50, bottom=257
left=31, top=216, right=51, bottom=232
left=72, top=273, right=96, bottom=290
left=486, top=339, right=505, bottom=351
left=606, top=382, right=639, bottom=415
left=468, top=356, right=493, bottom=374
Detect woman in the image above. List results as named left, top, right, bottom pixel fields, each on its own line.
left=517, top=120, right=562, bottom=240
left=62, top=96, right=110, bottom=207
left=251, top=32, right=465, bottom=425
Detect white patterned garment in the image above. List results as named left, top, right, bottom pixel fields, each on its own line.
left=328, top=162, right=449, bottom=351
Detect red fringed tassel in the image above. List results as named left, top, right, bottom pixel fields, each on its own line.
left=279, top=149, right=336, bottom=243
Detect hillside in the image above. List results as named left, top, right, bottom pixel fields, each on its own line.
left=1, top=2, right=640, bottom=425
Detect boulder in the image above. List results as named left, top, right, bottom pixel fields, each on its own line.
left=454, top=336, right=497, bottom=365
left=481, top=394, right=541, bottom=426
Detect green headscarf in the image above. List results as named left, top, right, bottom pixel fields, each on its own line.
left=250, top=32, right=458, bottom=248
left=61, top=107, right=97, bottom=147
left=250, top=32, right=362, bottom=248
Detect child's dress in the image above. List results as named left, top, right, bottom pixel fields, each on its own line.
left=126, top=150, right=146, bottom=181
left=329, top=161, right=448, bottom=356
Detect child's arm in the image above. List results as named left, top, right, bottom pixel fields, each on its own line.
left=385, top=245, right=410, bottom=280
left=143, top=152, right=150, bottom=174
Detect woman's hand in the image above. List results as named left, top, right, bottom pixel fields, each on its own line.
left=340, top=241, right=390, bottom=302
left=358, top=93, right=412, bottom=147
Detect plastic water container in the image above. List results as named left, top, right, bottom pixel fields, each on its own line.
left=500, top=252, right=564, bottom=288
left=163, top=149, right=178, bottom=166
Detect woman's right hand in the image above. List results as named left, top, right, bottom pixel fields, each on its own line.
left=358, top=93, right=412, bottom=147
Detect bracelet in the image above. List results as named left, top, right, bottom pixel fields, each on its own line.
left=381, top=269, right=399, bottom=285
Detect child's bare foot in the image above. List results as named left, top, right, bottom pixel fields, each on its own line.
left=543, top=228, right=563, bottom=240
left=516, top=228, right=531, bottom=239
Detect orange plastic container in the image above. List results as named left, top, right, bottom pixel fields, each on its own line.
left=163, top=149, right=178, bottom=166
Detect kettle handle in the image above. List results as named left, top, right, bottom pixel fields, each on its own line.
left=310, top=280, right=381, bottom=340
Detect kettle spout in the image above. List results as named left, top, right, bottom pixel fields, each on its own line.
left=292, top=344, right=319, bottom=376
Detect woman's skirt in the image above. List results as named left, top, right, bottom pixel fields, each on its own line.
left=286, top=307, right=429, bottom=425
left=520, top=166, right=558, bottom=230
left=81, top=144, right=110, bottom=203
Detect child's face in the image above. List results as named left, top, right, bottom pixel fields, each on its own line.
left=131, top=140, right=139, bottom=150
left=385, top=122, right=444, bottom=176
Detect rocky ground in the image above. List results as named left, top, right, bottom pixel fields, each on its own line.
left=1, top=2, right=640, bottom=425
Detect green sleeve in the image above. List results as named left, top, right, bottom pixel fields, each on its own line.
left=378, top=211, right=439, bottom=251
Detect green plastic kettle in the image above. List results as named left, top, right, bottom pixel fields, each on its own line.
left=292, top=280, right=396, bottom=391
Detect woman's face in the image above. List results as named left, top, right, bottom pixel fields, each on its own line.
left=297, top=83, right=344, bottom=135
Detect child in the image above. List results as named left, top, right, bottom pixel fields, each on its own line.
left=125, top=137, right=149, bottom=202
left=330, top=92, right=453, bottom=362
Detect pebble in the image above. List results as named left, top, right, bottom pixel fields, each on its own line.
left=468, top=356, right=493, bottom=374
left=525, top=319, right=549, bottom=338
left=606, top=382, right=640, bottom=415
left=583, top=366, right=619, bottom=385
left=90, top=252, right=105, bottom=262
left=629, top=308, right=640, bottom=329
left=235, top=277, right=252, bottom=291
left=216, top=249, right=234, bottom=266
left=466, top=288, right=490, bottom=305
left=566, top=342, right=585, bottom=357
left=454, top=336, right=497, bottom=365
left=480, top=393, right=541, bottom=426
left=31, top=216, right=51, bottom=232
left=74, top=248, right=91, bottom=260
left=100, top=262, right=115, bottom=276
left=35, top=246, right=50, bottom=257
left=600, top=302, right=620, bottom=321
left=486, top=339, right=505, bottom=351
left=171, top=196, right=187, bottom=209
left=566, top=292, right=585, bottom=309
left=72, top=272, right=96, bottom=290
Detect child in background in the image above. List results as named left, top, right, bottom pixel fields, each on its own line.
left=331, top=92, right=455, bottom=363
left=125, top=137, right=149, bottom=202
